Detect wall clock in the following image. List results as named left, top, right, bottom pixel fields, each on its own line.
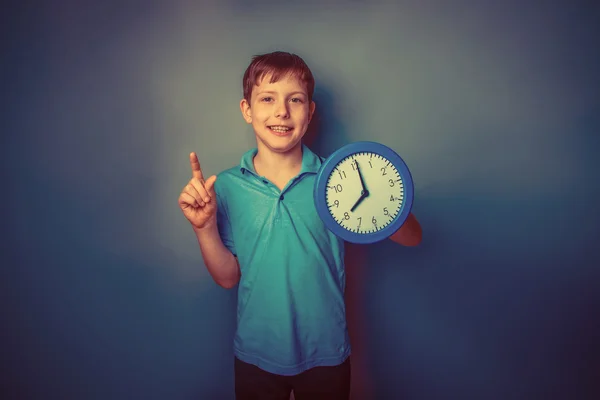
left=314, top=141, right=414, bottom=244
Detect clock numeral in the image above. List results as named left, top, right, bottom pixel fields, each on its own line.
left=368, top=161, right=373, bottom=168
left=338, top=170, right=347, bottom=180
left=357, top=217, right=362, bottom=228
left=381, top=167, right=387, bottom=176
left=333, top=199, right=339, bottom=207
left=330, top=184, right=343, bottom=193
left=344, top=212, right=350, bottom=220
left=389, top=179, right=395, bottom=187
left=390, top=195, right=395, bottom=201
left=372, top=216, right=377, bottom=225
left=383, top=207, right=389, bottom=216
left=351, top=161, right=357, bottom=171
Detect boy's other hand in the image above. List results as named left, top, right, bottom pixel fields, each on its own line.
left=178, top=152, right=218, bottom=230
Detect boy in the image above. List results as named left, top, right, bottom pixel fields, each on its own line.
left=178, top=51, right=422, bottom=400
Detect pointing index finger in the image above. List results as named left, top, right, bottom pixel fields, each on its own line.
left=189, top=152, right=204, bottom=180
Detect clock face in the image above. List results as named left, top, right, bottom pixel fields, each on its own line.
left=325, top=152, right=404, bottom=234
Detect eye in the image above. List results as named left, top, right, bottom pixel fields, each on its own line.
left=261, top=97, right=273, bottom=102
left=290, top=98, right=303, bottom=103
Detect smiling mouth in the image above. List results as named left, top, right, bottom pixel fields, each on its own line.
left=268, top=126, right=293, bottom=135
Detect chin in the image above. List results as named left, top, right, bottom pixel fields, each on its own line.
left=258, top=134, right=303, bottom=153
left=271, top=141, right=302, bottom=153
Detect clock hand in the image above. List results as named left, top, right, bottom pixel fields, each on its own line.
left=350, top=159, right=370, bottom=212
left=355, top=160, right=367, bottom=192
left=350, top=190, right=367, bottom=212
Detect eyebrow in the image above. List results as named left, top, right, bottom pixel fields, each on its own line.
left=257, top=91, right=307, bottom=96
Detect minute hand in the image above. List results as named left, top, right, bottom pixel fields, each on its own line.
left=350, top=160, right=369, bottom=212
left=356, top=160, right=368, bottom=192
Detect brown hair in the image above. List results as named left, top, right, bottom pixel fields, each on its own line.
left=242, top=51, right=315, bottom=103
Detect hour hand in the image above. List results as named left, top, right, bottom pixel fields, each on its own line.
left=350, top=190, right=367, bottom=212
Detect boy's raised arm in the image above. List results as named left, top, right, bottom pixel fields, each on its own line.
left=178, top=152, right=241, bottom=288
left=193, top=224, right=241, bottom=289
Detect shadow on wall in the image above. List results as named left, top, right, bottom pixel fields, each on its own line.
left=304, top=82, right=375, bottom=400
left=305, top=84, right=351, bottom=158
left=2, top=39, right=243, bottom=396
left=357, top=195, right=600, bottom=400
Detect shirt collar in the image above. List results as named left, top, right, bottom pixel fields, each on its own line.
left=239, top=144, right=323, bottom=175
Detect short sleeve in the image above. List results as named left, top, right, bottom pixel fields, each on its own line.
left=216, top=190, right=237, bottom=257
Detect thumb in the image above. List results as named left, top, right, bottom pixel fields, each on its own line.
left=205, top=175, right=217, bottom=195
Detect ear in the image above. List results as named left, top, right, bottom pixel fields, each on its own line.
left=240, top=98, right=252, bottom=123
left=308, top=101, right=316, bottom=123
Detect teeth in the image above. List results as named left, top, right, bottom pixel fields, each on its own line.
left=270, top=126, right=291, bottom=132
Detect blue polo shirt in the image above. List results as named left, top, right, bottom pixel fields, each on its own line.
left=213, top=144, right=351, bottom=376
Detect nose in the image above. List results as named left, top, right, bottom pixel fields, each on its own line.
left=275, top=101, right=290, bottom=118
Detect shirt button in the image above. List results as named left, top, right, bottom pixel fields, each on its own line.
left=279, top=195, right=284, bottom=200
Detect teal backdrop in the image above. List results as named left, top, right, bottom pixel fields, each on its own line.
left=3, top=1, right=599, bottom=399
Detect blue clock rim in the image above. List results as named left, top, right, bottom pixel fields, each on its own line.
left=313, top=141, right=414, bottom=244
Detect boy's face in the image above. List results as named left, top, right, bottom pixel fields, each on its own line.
left=240, top=73, right=315, bottom=154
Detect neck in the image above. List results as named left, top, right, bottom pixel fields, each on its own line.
left=254, top=142, right=303, bottom=175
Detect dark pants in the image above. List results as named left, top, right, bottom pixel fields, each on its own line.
left=234, top=357, right=351, bottom=400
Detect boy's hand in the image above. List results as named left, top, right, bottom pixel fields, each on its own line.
left=178, top=152, right=218, bottom=230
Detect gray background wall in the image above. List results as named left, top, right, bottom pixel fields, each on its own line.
left=3, top=1, right=599, bottom=399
